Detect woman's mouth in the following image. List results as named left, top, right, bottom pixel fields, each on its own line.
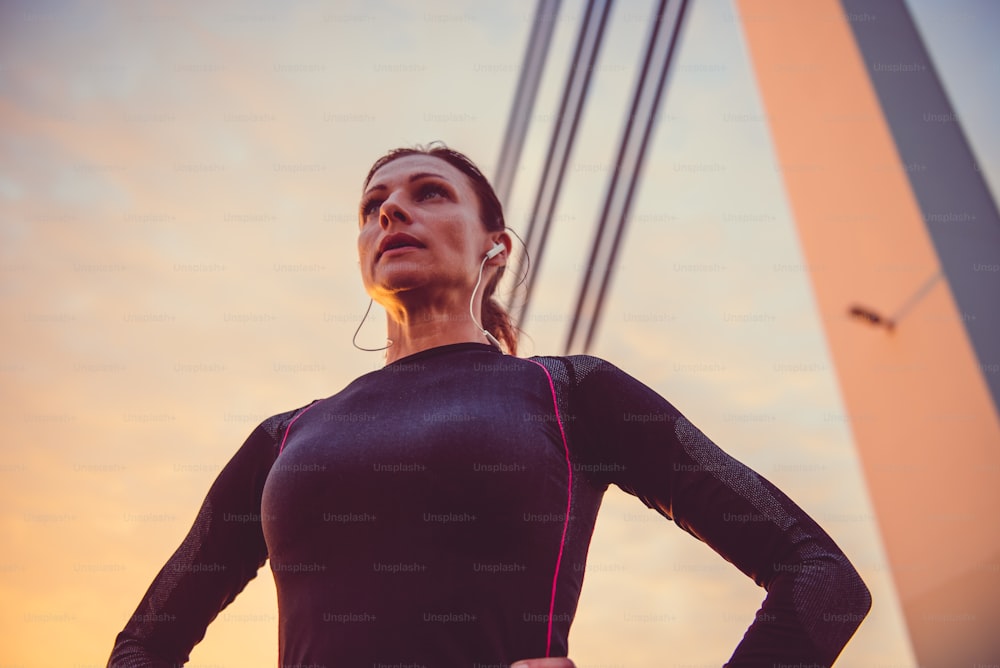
left=376, top=233, right=426, bottom=261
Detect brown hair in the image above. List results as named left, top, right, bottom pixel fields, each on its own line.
left=363, top=143, right=518, bottom=355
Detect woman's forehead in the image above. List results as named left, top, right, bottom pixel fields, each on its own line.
left=365, top=154, right=468, bottom=192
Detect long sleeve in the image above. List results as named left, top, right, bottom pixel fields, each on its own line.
left=107, top=408, right=304, bottom=667
left=560, top=355, right=871, bottom=666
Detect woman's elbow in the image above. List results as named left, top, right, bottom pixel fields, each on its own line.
left=814, top=554, right=872, bottom=640
left=844, top=559, right=873, bottom=624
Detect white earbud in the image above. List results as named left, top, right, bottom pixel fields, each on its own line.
left=485, top=242, right=505, bottom=260
left=471, top=242, right=507, bottom=351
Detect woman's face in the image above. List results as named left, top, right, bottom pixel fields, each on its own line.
left=358, top=154, right=496, bottom=303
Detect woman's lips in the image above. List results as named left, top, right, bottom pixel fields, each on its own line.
left=376, top=233, right=426, bottom=261
left=378, top=245, right=422, bottom=260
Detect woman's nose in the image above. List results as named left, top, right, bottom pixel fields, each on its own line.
left=379, top=198, right=409, bottom=229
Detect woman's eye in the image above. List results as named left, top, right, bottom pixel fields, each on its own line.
left=417, top=184, right=448, bottom=201
left=361, top=199, right=383, bottom=218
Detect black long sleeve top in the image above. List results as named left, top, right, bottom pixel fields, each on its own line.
left=108, top=342, right=870, bottom=667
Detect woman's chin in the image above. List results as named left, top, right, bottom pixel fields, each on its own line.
left=368, top=272, right=428, bottom=298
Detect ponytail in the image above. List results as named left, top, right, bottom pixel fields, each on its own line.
left=481, top=292, right=518, bottom=356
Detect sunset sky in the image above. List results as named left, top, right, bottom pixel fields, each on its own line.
left=2, top=0, right=998, bottom=665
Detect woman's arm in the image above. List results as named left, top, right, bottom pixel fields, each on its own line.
left=563, top=356, right=871, bottom=666
left=107, top=408, right=303, bottom=667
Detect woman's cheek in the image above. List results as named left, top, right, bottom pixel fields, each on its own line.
left=357, top=227, right=376, bottom=262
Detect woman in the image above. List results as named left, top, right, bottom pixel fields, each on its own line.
left=108, top=144, right=871, bottom=667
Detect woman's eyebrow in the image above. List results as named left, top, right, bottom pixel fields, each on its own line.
left=363, top=172, right=450, bottom=197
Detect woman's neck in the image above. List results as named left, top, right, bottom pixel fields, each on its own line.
left=381, top=298, right=491, bottom=365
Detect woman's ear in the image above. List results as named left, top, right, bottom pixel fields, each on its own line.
left=489, top=232, right=513, bottom=264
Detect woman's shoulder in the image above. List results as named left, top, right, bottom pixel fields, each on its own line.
left=254, top=400, right=323, bottom=443
left=524, top=353, right=626, bottom=388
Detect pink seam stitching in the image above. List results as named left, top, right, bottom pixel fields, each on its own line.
left=527, top=359, right=573, bottom=657
left=278, top=401, right=320, bottom=455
